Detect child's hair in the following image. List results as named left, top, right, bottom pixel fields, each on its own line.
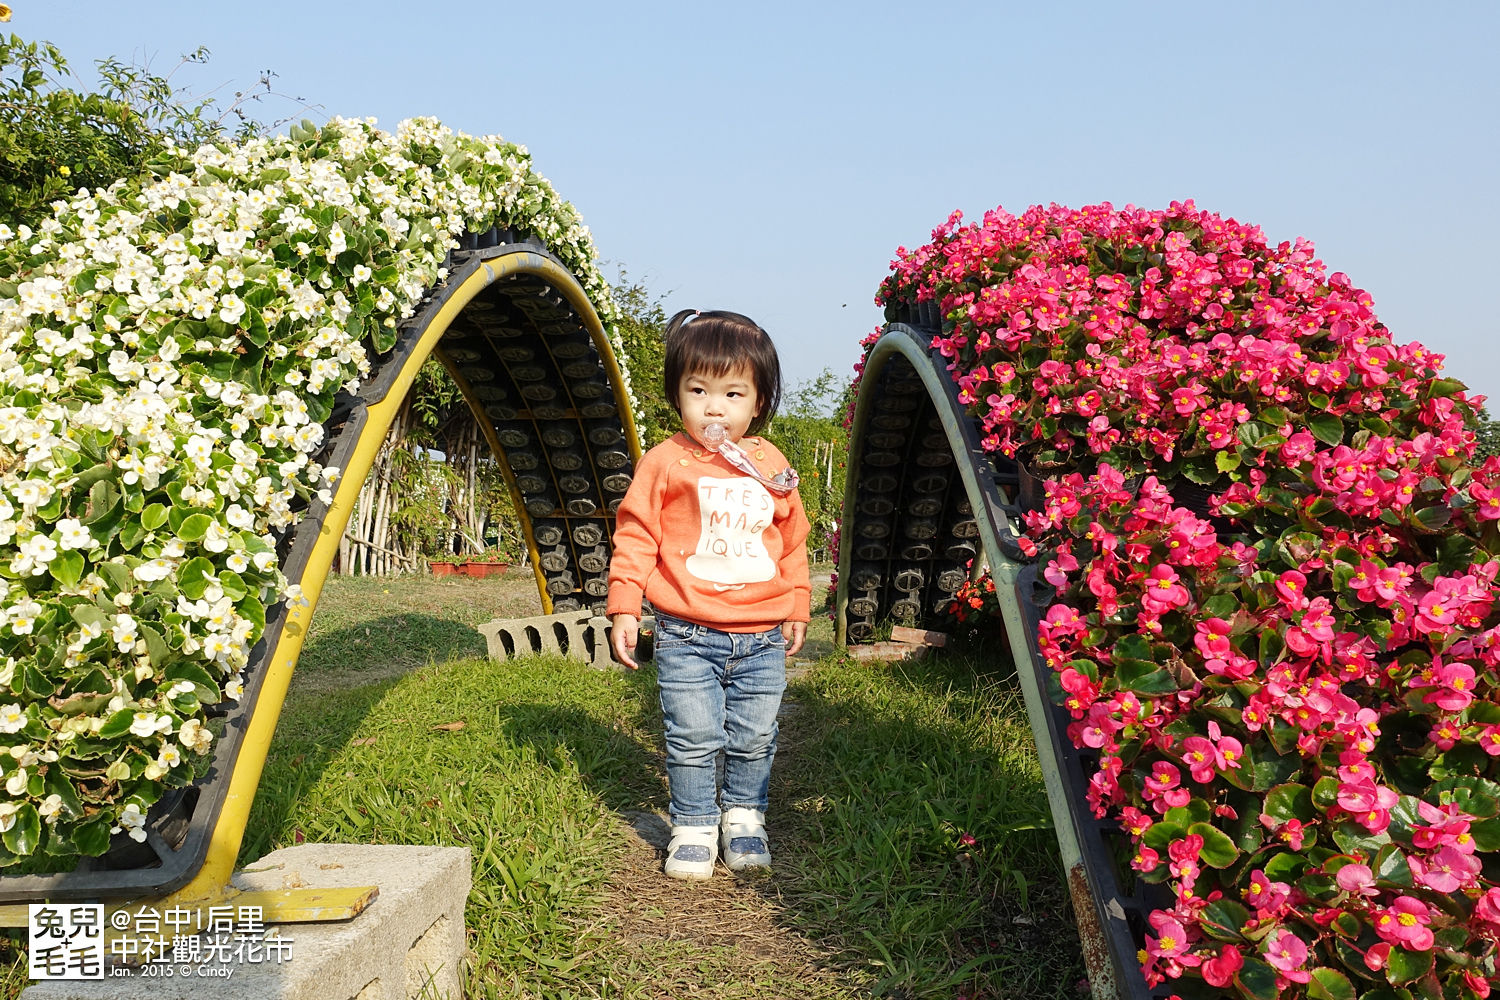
left=663, top=309, right=782, bottom=435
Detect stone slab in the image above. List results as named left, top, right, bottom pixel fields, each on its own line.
left=22, top=843, right=471, bottom=1000
left=478, top=610, right=653, bottom=668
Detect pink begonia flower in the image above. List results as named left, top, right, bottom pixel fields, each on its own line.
left=1373, top=896, right=1435, bottom=951
left=1478, top=724, right=1500, bottom=756
left=1472, top=886, right=1500, bottom=932
left=1043, top=549, right=1079, bottom=587
left=1200, top=944, right=1244, bottom=987
left=1131, top=845, right=1161, bottom=874
left=1140, top=564, right=1191, bottom=614
left=1144, top=915, right=1192, bottom=962
left=1463, top=970, right=1492, bottom=999
left=1279, top=430, right=1317, bottom=464
left=1244, top=869, right=1291, bottom=915
left=1363, top=941, right=1392, bottom=972
left=1422, top=659, right=1477, bottom=712
left=1192, top=618, right=1233, bottom=659
left=1263, top=929, right=1311, bottom=984
left=1335, top=863, right=1378, bottom=897
left=1180, top=736, right=1218, bottom=784
left=1275, top=569, right=1309, bottom=609
left=1411, top=844, right=1481, bottom=893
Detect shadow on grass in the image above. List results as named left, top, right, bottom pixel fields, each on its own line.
left=237, top=677, right=404, bottom=864
left=765, top=652, right=1086, bottom=998
left=296, top=613, right=487, bottom=674
left=496, top=694, right=668, bottom=819
left=505, top=647, right=1085, bottom=998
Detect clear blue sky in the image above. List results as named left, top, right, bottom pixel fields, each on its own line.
left=15, top=1, right=1500, bottom=405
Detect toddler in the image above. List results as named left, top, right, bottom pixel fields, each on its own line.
left=607, top=309, right=810, bottom=879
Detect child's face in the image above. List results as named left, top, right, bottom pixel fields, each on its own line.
left=677, top=364, right=761, bottom=448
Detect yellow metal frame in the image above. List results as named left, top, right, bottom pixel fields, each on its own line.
left=151, top=249, right=633, bottom=910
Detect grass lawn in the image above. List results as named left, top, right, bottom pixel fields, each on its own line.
left=2, top=570, right=1085, bottom=999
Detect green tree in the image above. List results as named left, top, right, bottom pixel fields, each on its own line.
left=769, top=368, right=850, bottom=561
left=1473, top=406, right=1500, bottom=461
left=0, top=32, right=309, bottom=227
left=609, top=266, right=676, bottom=446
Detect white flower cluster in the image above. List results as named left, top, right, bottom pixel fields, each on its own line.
left=0, top=116, right=633, bottom=861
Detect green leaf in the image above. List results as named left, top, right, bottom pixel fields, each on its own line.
left=1432, top=775, right=1500, bottom=819
left=1235, top=957, right=1280, bottom=1000
left=141, top=624, right=168, bottom=665
left=1197, top=898, right=1250, bottom=941
left=1383, top=945, right=1432, bottom=986
left=1307, top=967, right=1357, bottom=1000
left=48, top=549, right=83, bottom=587
left=1373, top=843, right=1412, bottom=887
left=1114, top=660, right=1179, bottom=695
left=1411, top=505, right=1451, bottom=531
left=0, top=803, right=40, bottom=856
left=1188, top=821, right=1239, bottom=868
left=1215, top=450, right=1241, bottom=473
left=97, top=710, right=135, bottom=740
left=178, top=557, right=214, bottom=600
left=1264, top=783, right=1315, bottom=822
left=80, top=477, right=121, bottom=525
left=141, top=502, right=169, bottom=530
left=71, top=816, right=112, bottom=856
left=162, top=662, right=222, bottom=704
left=1308, top=412, right=1344, bottom=446
left=117, top=520, right=145, bottom=551
left=176, top=512, right=212, bottom=542
left=217, top=570, right=247, bottom=602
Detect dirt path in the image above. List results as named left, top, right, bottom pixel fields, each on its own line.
left=593, top=570, right=860, bottom=998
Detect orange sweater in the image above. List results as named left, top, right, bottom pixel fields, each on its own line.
left=607, top=433, right=811, bottom=632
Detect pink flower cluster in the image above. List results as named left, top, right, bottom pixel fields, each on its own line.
left=875, top=201, right=1500, bottom=997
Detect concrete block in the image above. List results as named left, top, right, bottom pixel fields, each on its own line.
left=22, top=843, right=471, bottom=1000
left=478, top=610, right=652, bottom=668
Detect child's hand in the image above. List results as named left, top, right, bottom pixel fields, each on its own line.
left=781, top=620, right=806, bottom=656
left=611, top=613, right=640, bottom=670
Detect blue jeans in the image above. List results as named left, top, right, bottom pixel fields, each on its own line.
left=653, top=612, right=787, bottom=828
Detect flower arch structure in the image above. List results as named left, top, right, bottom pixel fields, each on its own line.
left=839, top=202, right=1500, bottom=999
left=0, top=118, right=642, bottom=906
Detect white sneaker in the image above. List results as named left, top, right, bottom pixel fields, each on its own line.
left=664, top=825, right=717, bottom=880
left=720, top=807, right=771, bottom=871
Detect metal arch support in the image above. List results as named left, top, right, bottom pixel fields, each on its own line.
left=0, top=238, right=643, bottom=912
left=836, top=323, right=1125, bottom=1000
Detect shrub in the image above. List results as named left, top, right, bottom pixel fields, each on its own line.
left=879, top=201, right=1500, bottom=998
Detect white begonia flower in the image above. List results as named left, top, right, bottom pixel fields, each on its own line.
left=5, top=768, right=28, bottom=796
left=12, top=479, right=54, bottom=507
left=55, top=517, right=94, bottom=551
left=17, top=533, right=58, bottom=570
left=0, top=704, right=25, bottom=734
left=0, top=802, right=19, bottom=834
left=133, top=558, right=174, bottom=582
left=158, top=744, right=183, bottom=769
left=38, top=794, right=63, bottom=822
left=203, top=520, right=230, bottom=554
left=128, top=712, right=172, bottom=738
left=112, top=614, right=138, bottom=653
left=112, top=803, right=148, bottom=842
left=178, top=718, right=213, bottom=753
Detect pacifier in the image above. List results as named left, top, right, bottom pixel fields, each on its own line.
left=699, top=423, right=728, bottom=449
